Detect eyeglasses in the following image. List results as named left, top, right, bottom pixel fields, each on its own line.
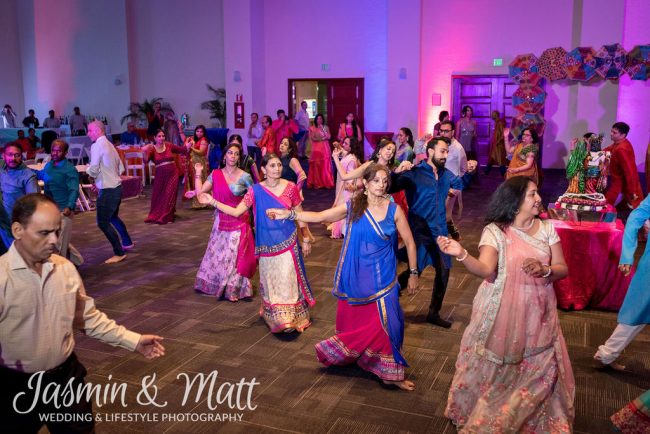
left=439, top=129, right=452, bottom=133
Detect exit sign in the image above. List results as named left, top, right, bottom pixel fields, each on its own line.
left=493, top=58, right=503, bottom=66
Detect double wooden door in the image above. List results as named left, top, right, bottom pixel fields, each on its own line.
left=289, top=78, right=364, bottom=141
left=451, top=75, right=519, bottom=165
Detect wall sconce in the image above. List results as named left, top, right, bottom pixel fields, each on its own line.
left=233, top=70, right=242, bottom=82
left=398, top=68, right=407, bottom=80
left=431, top=93, right=442, bottom=106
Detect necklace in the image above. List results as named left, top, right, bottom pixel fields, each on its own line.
left=367, top=196, right=387, bottom=206
left=265, top=179, right=280, bottom=188
left=512, top=219, right=535, bottom=231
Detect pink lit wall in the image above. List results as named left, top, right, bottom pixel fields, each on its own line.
left=0, top=0, right=25, bottom=117
left=14, top=0, right=130, bottom=132
left=126, top=0, right=226, bottom=129
left=617, top=0, right=650, bottom=172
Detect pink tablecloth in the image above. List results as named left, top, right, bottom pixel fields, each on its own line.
left=552, top=219, right=634, bottom=311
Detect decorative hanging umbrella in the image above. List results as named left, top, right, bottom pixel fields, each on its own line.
left=538, top=47, right=568, bottom=81
left=565, top=47, right=598, bottom=81
left=595, top=43, right=627, bottom=80
left=625, top=45, right=650, bottom=80
left=510, top=113, right=546, bottom=140
left=512, top=86, right=547, bottom=114
left=509, top=53, right=539, bottom=83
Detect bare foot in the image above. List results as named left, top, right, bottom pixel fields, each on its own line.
left=383, top=380, right=415, bottom=391
left=608, top=362, right=626, bottom=371
left=104, top=255, right=127, bottom=264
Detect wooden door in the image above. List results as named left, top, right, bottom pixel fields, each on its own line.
left=452, top=75, right=518, bottom=165
left=289, top=78, right=364, bottom=142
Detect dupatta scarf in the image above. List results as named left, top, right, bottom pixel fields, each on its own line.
left=212, top=170, right=256, bottom=278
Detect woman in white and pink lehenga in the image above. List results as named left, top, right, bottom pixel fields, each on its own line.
left=437, top=176, right=575, bottom=433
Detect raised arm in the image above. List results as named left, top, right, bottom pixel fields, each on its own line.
left=503, top=128, right=516, bottom=154
left=199, top=192, right=249, bottom=217
left=620, top=196, right=650, bottom=269
left=289, top=157, right=307, bottom=189
left=437, top=236, right=498, bottom=279
left=266, top=203, right=348, bottom=223
left=333, top=158, right=369, bottom=181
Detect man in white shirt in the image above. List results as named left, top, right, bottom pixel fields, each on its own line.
left=439, top=120, right=467, bottom=240
left=42, top=109, right=61, bottom=128
left=294, top=101, right=310, bottom=157
left=87, top=121, right=133, bottom=263
left=246, top=112, right=263, bottom=167
left=1, top=104, right=17, bottom=128
left=0, top=193, right=165, bottom=433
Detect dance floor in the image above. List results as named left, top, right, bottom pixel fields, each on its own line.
left=64, top=170, right=649, bottom=433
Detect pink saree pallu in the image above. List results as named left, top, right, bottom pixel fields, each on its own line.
left=446, top=221, right=575, bottom=433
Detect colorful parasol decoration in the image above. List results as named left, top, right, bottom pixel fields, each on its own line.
left=512, top=86, right=547, bottom=114
left=565, top=47, right=598, bottom=81
left=625, top=45, right=650, bottom=80
left=595, top=43, right=627, bottom=80
left=538, top=47, right=568, bottom=81
left=509, top=53, right=539, bottom=83
left=510, top=113, right=546, bottom=140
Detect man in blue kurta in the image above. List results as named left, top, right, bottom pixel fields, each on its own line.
left=390, top=136, right=476, bottom=328
left=0, top=143, right=39, bottom=250
left=37, top=139, right=84, bottom=265
left=595, top=194, right=650, bottom=369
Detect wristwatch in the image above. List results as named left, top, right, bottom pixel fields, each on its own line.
left=409, top=268, right=419, bottom=275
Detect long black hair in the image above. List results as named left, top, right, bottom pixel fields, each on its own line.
left=484, top=176, right=536, bottom=229
left=346, top=136, right=364, bottom=163
left=370, top=138, right=396, bottom=167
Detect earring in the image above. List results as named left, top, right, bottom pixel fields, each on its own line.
left=363, top=190, right=368, bottom=196
left=515, top=209, right=520, bottom=215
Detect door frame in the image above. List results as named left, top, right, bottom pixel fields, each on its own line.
left=288, top=78, right=364, bottom=140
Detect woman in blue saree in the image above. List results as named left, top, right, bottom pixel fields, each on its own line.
left=267, top=163, right=419, bottom=390
left=198, top=153, right=315, bottom=333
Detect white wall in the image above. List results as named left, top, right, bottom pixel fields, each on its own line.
left=0, top=0, right=25, bottom=118
left=126, top=0, right=226, bottom=129
left=15, top=0, right=130, bottom=133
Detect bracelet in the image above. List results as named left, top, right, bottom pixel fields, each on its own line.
left=409, top=268, right=419, bottom=275
left=456, top=249, right=469, bottom=262
left=210, top=199, right=218, bottom=208
left=302, top=240, right=312, bottom=244
left=541, top=265, right=552, bottom=278
left=288, top=209, right=297, bottom=221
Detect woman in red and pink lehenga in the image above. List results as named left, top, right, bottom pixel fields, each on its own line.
left=328, top=136, right=363, bottom=238
left=307, top=114, right=334, bottom=189
left=143, top=129, right=190, bottom=224
left=437, top=176, right=575, bottom=433
left=187, top=142, right=256, bottom=301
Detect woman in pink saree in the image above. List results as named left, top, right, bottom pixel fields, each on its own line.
left=437, top=176, right=575, bottom=433
left=187, top=142, right=255, bottom=301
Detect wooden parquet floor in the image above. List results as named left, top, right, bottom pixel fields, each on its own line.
left=62, top=170, right=649, bottom=434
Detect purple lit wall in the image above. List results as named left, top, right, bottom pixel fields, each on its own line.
left=14, top=0, right=130, bottom=131
left=0, top=0, right=25, bottom=117
left=617, top=0, right=650, bottom=171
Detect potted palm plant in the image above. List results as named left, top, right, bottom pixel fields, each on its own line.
left=200, top=85, right=226, bottom=128
left=121, top=98, right=174, bottom=125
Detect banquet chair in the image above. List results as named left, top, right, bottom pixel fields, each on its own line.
left=35, top=152, right=51, bottom=164
left=67, top=143, right=86, bottom=165
left=124, top=151, right=146, bottom=186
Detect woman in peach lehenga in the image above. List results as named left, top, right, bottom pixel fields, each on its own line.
left=437, top=176, right=575, bottom=433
